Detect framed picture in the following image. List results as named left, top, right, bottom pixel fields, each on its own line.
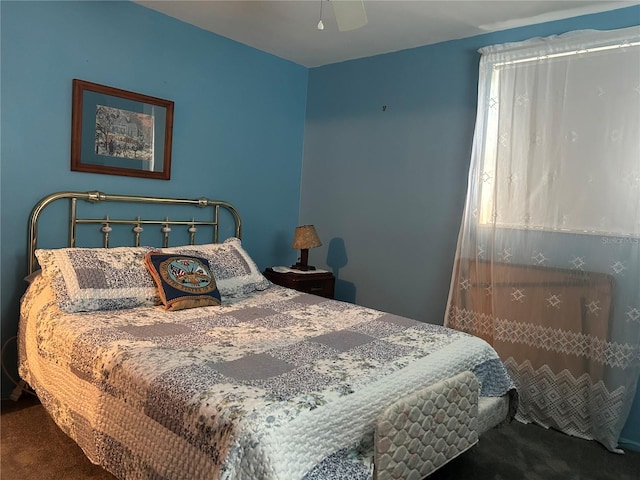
left=71, top=79, right=174, bottom=180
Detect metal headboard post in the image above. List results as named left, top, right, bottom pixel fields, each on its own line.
left=28, top=191, right=242, bottom=274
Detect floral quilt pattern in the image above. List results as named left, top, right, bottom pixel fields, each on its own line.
left=19, top=277, right=515, bottom=480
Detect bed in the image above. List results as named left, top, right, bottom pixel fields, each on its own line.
left=18, top=191, right=517, bottom=480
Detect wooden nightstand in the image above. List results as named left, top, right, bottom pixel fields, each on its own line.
left=263, top=268, right=335, bottom=299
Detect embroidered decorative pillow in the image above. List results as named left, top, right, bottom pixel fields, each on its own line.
left=162, top=237, right=270, bottom=297
left=34, top=246, right=159, bottom=313
left=144, top=252, right=221, bottom=311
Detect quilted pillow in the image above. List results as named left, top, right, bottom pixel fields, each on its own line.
left=34, top=246, right=158, bottom=313
left=162, top=237, right=270, bottom=297
left=144, top=252, right=221, bottom=311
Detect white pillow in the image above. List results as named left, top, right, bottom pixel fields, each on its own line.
left=161, top=237, right=270, bottom=297
left=35, top=246, right=158, bottom=313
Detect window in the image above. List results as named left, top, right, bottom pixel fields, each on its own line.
left=478, top=35, right=640, bottom=237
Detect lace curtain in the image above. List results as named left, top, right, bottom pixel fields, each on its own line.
left=445, top=26, right=640, bottom=452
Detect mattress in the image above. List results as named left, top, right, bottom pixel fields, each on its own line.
left=19, top=276, right=516, bottom=480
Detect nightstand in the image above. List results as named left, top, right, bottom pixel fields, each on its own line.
left=263, top=268, right=335, bottom=299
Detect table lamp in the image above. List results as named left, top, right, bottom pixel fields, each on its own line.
left=291, top=225, right=322, bottom=271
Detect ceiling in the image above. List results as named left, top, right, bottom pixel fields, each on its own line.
left=135, top=1, right=638, bottom=67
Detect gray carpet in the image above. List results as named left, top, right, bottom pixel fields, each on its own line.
left=2, top=395, right=640, bottom=480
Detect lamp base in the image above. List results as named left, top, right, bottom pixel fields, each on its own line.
left=290, top=262, right=316, bottom=271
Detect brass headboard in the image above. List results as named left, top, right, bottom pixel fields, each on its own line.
left=28, top=191, right=242, bottom=274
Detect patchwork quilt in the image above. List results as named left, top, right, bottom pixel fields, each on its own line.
left=19, top=277, right=515, bottom=480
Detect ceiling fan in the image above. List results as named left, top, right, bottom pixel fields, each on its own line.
left=318, top=0, right=368, bottom=32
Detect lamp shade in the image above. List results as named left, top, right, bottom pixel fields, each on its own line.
left=292, top=225, right=322, bottom=250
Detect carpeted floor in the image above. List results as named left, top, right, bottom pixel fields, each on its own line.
left=2, top=395, right=640, bottom=480
left=2, top=395, right=116, bottom=479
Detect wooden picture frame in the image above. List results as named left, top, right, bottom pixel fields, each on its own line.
left=71, top=79, right=174, bottom=180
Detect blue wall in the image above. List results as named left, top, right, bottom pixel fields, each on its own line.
left=0, top=1, right=307, bottom=392
left=301, top=5, right=640, bottom=448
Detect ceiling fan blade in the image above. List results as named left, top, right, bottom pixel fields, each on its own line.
left=331, top=0, right=368, bottom=32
